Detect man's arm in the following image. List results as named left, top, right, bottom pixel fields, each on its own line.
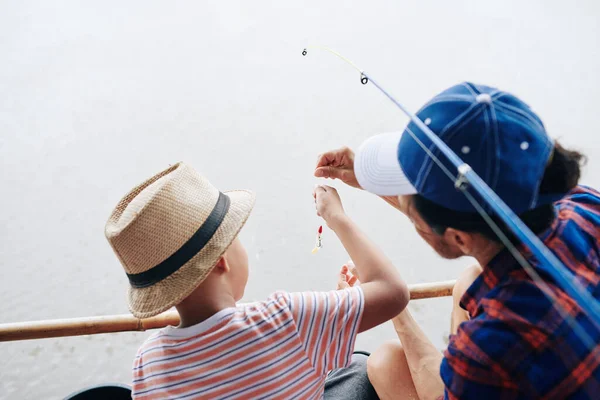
left=337, top=265, right=444, bottom=399
left=392, top=310, right=446, bottom=400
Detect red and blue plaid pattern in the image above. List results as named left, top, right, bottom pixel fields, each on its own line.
left=441, top=186, right=600, bottom=399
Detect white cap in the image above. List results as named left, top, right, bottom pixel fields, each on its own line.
left=354, top=132, right=417, bottom=196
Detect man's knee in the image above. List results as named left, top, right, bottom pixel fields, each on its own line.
left=453, top=264, right=483, bottom=302
left=367, top=341, right=405, bottom=381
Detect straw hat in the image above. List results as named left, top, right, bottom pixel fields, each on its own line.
left=105, top=162, right=255, bottom=318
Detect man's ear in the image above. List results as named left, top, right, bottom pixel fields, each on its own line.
left=212, top=256, right=230, bottom=274
left=444, top=228, right=475, bottom=255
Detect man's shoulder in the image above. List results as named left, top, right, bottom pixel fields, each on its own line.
left=482, top=279, right=559, bottom=329
left=558, top=185, right=600, bottom=212
left=554, top=186, right=600, bottom=242
left=448, top=276, right=575, bottom=372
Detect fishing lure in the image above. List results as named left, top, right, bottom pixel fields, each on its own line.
left=311, top=225, right=323, bottom=254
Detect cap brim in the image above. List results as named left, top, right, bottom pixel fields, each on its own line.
left=355, top=132, right=417, bottom=196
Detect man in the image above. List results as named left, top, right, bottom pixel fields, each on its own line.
left=315, top=82, right=600, bottom=399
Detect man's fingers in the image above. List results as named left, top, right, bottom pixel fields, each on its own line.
left=314, top=167, right=328, bottom=178
left=316, top=147, right=353, bottom=168
left=315, top=166, right=344, bottom=180
left=316, top=150, right=341, bottom=168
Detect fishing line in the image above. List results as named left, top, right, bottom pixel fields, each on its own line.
left=302, top=46, right=600, bottom=345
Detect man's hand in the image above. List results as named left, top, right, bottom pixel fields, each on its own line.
left=315, top=147, right=410, bottom=215
left=315, top=147, right=361, bottom=189
left=337, top=261, right=360, bottom=290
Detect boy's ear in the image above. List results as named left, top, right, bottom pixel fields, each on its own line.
left=213, top=256, right=230, bottom=274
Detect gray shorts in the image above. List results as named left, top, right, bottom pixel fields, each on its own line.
left=324, top=351, right=379, bottom=400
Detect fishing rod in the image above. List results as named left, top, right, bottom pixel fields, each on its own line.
left=302, top=46, right=600, bottom=347
left=0, top=280, right=455, bottom=342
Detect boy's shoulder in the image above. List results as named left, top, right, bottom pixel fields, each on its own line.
left=232, top=291, right=298, bottom=324
left=138, top=329, right=163, bottom=350
left=239, top=291, right=291, bottom=311
left=133, top=330, right=164, bottom=370
left=133, top=288, right=363, bottom=364
left=135, top=292, right=294, bottom=352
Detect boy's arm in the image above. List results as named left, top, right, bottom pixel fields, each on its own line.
left=314, top=185, right=409, bottom=332
left=285, top=288, right=364, bottom=375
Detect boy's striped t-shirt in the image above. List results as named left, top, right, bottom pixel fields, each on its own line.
left=132, top=287, right=364, bottom=399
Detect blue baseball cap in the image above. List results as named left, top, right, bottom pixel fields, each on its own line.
left=355, top=82, right=556, bottom=214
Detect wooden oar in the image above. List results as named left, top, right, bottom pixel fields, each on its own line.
left=0, top=280, right=455, bottom=342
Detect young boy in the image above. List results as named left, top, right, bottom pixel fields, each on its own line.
left=105, top=162, right=409, bottom=399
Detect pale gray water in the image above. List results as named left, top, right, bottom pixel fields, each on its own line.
left=1, top=1, right=599, bottom=398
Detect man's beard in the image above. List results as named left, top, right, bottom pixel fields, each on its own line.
left=434, top=240, right=464, bottom=260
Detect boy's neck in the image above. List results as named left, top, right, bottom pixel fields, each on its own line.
left=175, top=281, right=237, bottom=329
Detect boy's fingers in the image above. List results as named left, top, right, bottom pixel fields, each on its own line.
left=337, top=281, right=350, bottom=290
left=350, top=265, right=359, bottom=278
left=348, top=275, right=358, bottom=286
left=337, top=272, right=350, bottom=290
left=314, top=185, right=327, bottom=197
left=341, top=265, right=348, bottom=274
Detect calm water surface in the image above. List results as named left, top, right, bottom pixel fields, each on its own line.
left=1, top=1, right=599, bottom=398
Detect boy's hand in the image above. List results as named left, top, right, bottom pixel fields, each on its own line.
left=314, top=147, right=361, bottom=189
left=337, top=261, right=360, bottom=290
left=313, top=185, right=346, bottom=228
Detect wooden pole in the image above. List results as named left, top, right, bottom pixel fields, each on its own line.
left=409, top=279, right=455, bottom=300
left=0, top=280, right=455, bottom=342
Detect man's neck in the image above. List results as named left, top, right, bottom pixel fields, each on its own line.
left=471, top=239, right=504, bottom=267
